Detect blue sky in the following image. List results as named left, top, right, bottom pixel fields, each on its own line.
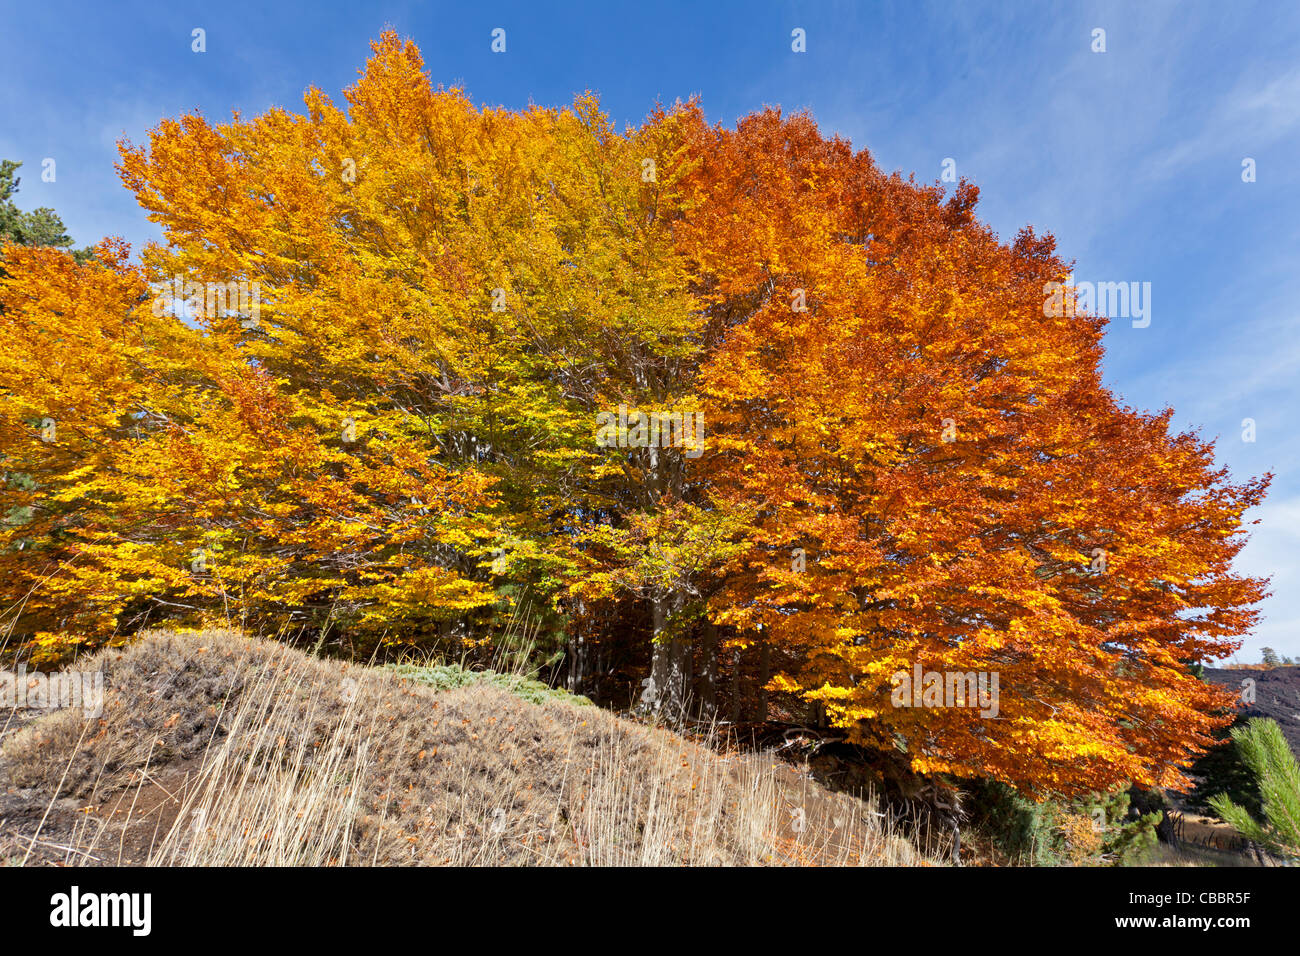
left=2, top=0, right=1297, bottom=660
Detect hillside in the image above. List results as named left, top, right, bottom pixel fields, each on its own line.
left=1203, top=666, right=1300, bottom=757
left=0, top=630, right=935, bottom=867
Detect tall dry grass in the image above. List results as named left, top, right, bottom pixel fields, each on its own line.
left=3, top=629, right=937, bottom=867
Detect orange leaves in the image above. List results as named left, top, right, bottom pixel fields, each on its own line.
left=0, top=243, right=499, bottom=656
left=684, top=107, right=1268, bottom=797
left=0, top=34, right=1272, bottom=800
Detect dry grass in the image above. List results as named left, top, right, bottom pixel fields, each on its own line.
left=1, top=629, right=937, bottom=866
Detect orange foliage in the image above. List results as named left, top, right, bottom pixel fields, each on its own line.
left=0, top=33, right=1270, bottom=796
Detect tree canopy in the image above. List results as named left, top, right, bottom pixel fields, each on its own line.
left=0, top=32, right=1270, bottom=798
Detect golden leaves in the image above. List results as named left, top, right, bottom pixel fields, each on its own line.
left=0, top=36, right=1271, bottom=804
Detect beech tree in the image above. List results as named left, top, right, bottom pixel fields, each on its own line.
left=0, top=239, right=498, bottom=656
left=681, top=109, right=1269, bottom=796
left=0, top=33, right=1270, bottom=797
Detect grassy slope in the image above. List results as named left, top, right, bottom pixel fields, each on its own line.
left=1, top=629, right=936, bottom=866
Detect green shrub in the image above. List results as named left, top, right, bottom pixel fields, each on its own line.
left=385, top=661, right=593, bottom=708
left=967, top=780, right=1160, bottom=866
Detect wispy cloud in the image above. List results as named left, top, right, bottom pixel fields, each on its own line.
left=1144, top=66, right=1300, bottom=180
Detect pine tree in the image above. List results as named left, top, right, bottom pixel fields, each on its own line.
left=0, top=160, right=80, bottom=252
left=1209, top=718, right=1300, bottom=861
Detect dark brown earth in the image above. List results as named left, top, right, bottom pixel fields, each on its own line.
left=0, top=706, right=195, bottom=866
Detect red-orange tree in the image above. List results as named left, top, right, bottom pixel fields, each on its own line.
left=679, top=109, right=1269, bottom=796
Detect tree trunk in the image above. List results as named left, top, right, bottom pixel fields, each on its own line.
left=568, top=633, right=586, bottom=694
left=729, top=647, right=742, bottom=724
left=697, top=620, right=719, bottom=721
left=638, top=590, right=691, bottom=723
left=567, top=599, right=586, bottom=694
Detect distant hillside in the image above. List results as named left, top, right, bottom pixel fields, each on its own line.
left=1203, top=665, right=1300, bottom=756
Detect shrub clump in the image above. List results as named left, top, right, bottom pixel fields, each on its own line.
left=966, top=780, right=1160, bottom=866
left=384, top=662, right=593, bottom=708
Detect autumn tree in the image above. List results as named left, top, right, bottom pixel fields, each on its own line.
left=679, top=108, right=1269, bottom=796
left=0, top=35, right=1270, bottom=800
left=0, top=237, right=498, bottom=659
left=6, top=34, right=714, bottom=671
